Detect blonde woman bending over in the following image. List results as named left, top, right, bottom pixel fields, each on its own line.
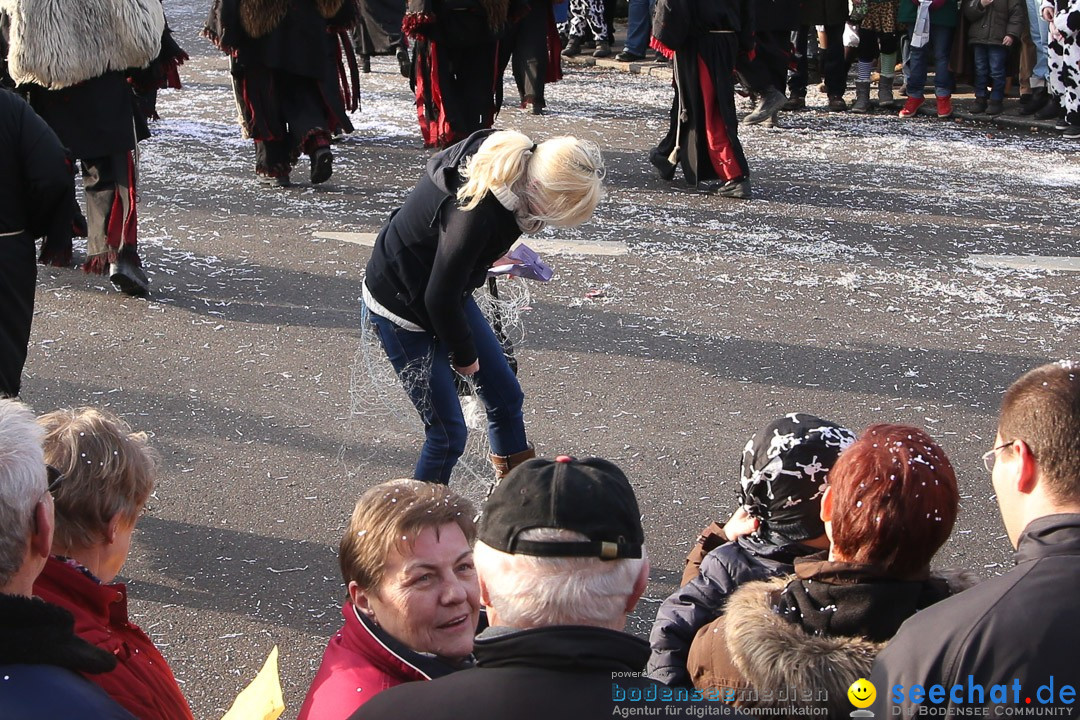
left=363, top=129, right=605, bottom=484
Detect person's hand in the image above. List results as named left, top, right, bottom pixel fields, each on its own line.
left=980, top=0, right=993, bottom=7
left=722, top=506, right=760, bottom=541
left=1002, top=35, right=1013, bottom=45
left=455, top=360, right=480, bottom=376
left=1041, top=6, right=1054, bottom=21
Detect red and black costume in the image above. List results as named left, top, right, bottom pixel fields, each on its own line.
left=649, top=0, right=752, bottom=187
left=204, top=0, right=360, bottom=182
left=404, top=0, right=518, bottom=147
left=497, top=0, right=563, bottom=114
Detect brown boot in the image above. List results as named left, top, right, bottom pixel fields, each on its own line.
left=490, top=444, right=536, bottom=480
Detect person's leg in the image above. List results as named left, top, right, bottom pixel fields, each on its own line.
left=513, top=0, right=550, bottom=109
left=904, top=26, right=927, bottom=99
left=1024, top=0, right=1049, bottom=90
left=930, top=22, right=954, bottom=97
left=878, top=31, right=899, bottom=105
left=987, top=44, right=1007, bottom=102
left=787, top=26, right=809, bottom=101
left=0, top=235, right=36, bottom=398
left=461, top=299, right=529, bottom=457
left=368, top=311, right=468, bottom=484
left=622, top=0, right=650, bottom=56
left=971, top=44, right=990, bottom=99
left=584, top=0, right=611, bottom=55
left=81, top=153, right=145, bottom=294
left=822, top=23, right=847, bottom=104
left=854, top=28, right=879, bottom=112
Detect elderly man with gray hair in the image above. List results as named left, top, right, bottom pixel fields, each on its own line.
left=0, top=399, right=135, bottom=719
left=351, top=455, right=747, bottom=719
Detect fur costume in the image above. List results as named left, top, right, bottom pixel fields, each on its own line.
left=238, top=0, right=346, bottom=38
left=1, top=0, right=164, bottom=89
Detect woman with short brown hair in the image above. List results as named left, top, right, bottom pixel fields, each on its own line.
left=298, top=479, right=481, bottom=719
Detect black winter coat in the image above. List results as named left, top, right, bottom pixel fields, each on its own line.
left=871, top=514, right=1080, bottom=715
left=0, top=88, right=72, bottom=397
left=0, top=593, right=135, bottom=719
left=350, top=625, right=750, bottom=719
left=364, top=129, right=520, bottom=367
left=646, top=537, right=821, bottom=687
left=962, top=0, right=1024, bottom=43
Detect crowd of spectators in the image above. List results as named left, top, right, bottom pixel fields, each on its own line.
left=2, top=361, right=1079, bottom=719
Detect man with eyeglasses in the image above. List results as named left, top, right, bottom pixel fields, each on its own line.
left=0, top=399, right=134, bottom=719
left=869, top=361, right=1080, bottom=715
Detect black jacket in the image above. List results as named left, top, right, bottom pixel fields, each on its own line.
left=646, top=537, right=820, bottom=687
left=0, top=593, right=136, bottom=719
left=364, top=129, right=521, bottom=367
left=871, top=514, right=1080, bottom=715
left=351, top=625, right=750, bottom=719
left=0, top=88, right=72, bottom=397
left=962, top=0, right=1024, bottom=44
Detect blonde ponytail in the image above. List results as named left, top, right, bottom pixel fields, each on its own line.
left=457, top=130, right=535, bottom=211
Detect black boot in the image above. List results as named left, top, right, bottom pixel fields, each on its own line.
left=1034, top=93, right=1061, bottom=121
left=1019, top=87, right=1048, bottom=116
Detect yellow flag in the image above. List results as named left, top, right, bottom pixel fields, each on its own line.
left=221, top=645, right=285, bottom=720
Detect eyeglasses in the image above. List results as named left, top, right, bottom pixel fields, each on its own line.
left=981, top=442, right=1011, bottom=473
left=45, top=464, right=64, bottom=495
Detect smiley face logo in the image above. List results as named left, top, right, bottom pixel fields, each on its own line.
left=848, top=678, right=876, bottom=709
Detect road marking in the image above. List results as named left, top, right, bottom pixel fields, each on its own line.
left=313, top=231, right=629, bottom=256
left=968, top=255, right=1080, bottom=273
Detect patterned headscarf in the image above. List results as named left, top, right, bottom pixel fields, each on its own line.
left=739, top=414, right=857, bottom=545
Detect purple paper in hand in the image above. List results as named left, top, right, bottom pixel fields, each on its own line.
left=487, top=243, right=553, bottom=282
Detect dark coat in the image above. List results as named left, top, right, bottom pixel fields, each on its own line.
left=798, top=0, right=850, bottom=27
left=0, top=88, right=72, bottom=397
left=0, top=592, right=136, bottom=720
left=350, top=625, right=751, bottom=719
left=871, top=514, right=1080, bottom=715
left=687, top=560, right=972, bottom=718
left=33, top=557, right=194, bottom=720
left=962, top=0, right=1024, bottom=43
left=646, top=537, right=822, bottom=688
left=364, top=129, right=520, bottom=367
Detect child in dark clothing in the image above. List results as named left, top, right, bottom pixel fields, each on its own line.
left=646, top=414, right=856, bottom=687
left=963, top=0, right=1025, bottom=114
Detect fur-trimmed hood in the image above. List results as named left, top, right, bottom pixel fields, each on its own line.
left=688, top=569, right=978, bottom=719
left=238, top=0, right=346, bottom=38
left=1, top=0, right=164, bottom=89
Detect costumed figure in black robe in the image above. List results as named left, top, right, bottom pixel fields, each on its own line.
left=649, top=0, right=754, bottom=199
left=403, top=0, right=517, bottom=148
left=1, top=0, right=180, bottom=296
left=353, top=0, right=411, bottom=76
left=497, top=0, right=564, bottom=114
left=0, top=89, right=73, bottom=396
left=204, top=0, right=361, bottom=187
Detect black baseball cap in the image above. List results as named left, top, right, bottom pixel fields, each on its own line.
left=478, top=456, right=644, bottom=560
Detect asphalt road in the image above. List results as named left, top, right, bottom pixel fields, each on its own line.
left=18, top=1, right=1080, bottom=716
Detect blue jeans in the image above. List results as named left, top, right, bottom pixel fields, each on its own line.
left=1024, top=0, right=1049, bottom=84
left=623, top=0, right=655, bottom=55
left=906, top=23, right=954, bottom=98
left=366, top=298, right=527, bottom=484
left=972, top=44, right=1008, bottom=100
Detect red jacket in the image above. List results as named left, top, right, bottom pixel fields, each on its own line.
left=298, top=603, right=460, bottom=720
left=33, top=556, right=194, bottom=720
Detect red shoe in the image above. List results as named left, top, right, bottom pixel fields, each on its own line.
left=936, top=95, right=953, bottom=118
left=899, top=97, right=924, bottom=117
